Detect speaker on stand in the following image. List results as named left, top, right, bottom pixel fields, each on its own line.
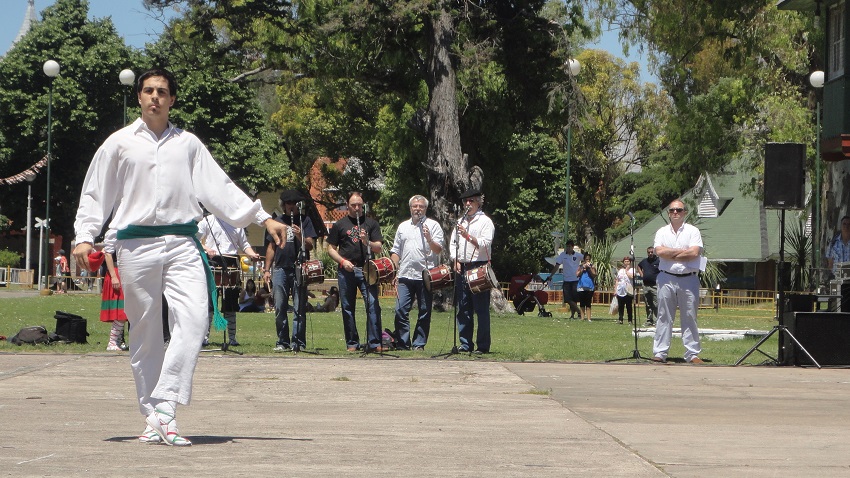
left=764, top=142, right=805, bottom=210
left=736, top=143, right=820, bottom=367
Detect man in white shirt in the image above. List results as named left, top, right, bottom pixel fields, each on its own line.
left=554, top=239, right=583, bottom=319
left=450, top=188, right=495, bottom=354
left=652, top=199, right=704, bottom=364
left=390, top=195, right=445, bottom=350
left=72, top=68, right=285, bottom=446
left=198, top=214, right=260, bottom=347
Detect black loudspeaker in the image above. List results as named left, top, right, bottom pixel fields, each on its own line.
left=764, top=142, right=805, bottom=209
left=789, top=312, right=850, bottom=366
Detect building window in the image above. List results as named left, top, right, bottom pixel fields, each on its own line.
left=829, top=2, right=845, bottom=79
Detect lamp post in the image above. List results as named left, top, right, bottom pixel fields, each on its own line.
left=563, top=58, right=581, bottom=241
left=24, top=171, right=36, bottom=282
left=41, top=59, right=60, bottom=291
left=119, top=69, right=135, bottom=126
left=810, top=70, right=824, bottom=275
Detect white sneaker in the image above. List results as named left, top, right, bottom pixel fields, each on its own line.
left=138, top=425, right=162, bottom=444
left=106, top=343, right=122, bottom=351
left=145, top=409, right=192, bottom=446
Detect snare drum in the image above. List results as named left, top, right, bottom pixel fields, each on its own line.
left=210, top=255, right=241, bottom=287
left=213, top=268, right=241, bottom=287
left=423, top=264, right=453, bottom=291
left=465, top=264, right=499, bottom=294
left=366, top=257, right=396, bottom=285
left=301, top=259, right=325, bottom=285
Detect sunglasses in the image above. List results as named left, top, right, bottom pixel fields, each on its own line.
left=668, top=208, right=685, bottom=213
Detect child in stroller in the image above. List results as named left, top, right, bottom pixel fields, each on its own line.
left=508, top=274, right=553, bottom=317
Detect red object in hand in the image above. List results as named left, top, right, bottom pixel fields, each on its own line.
left=86, top=251, right=105, bottom=272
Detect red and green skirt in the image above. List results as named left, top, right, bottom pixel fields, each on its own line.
left=100, top=269, right=127, bottom=322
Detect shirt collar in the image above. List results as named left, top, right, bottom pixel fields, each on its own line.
left=132, top=118, right=177, bottom=138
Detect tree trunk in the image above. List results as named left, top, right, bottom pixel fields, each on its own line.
left=424, top=8, right=469, bottom=227
left=421, top=8, right=508, bottom=312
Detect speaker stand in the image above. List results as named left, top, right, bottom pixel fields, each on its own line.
left=735, top=208, right=820, bottom=368
left=734, top=324, right=820, bottom=368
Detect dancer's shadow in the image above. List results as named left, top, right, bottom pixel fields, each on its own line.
left=106, top=435, right=312, bottom=445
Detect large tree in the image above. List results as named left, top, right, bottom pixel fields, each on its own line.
left=591, top=1, right=816, bottom=239
left=146, top=0, right=589, bottom=281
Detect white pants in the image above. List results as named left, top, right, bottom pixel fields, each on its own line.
left=653, top=273, right=701, bottom=361
left=118, top=236, right=209, bottom=416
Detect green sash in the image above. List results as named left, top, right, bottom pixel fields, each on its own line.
left=117, top=222, right=226, bottom=331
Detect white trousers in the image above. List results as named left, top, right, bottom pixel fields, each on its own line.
left=118, top=236, right=209, bottom=416
left=653, top=273, right=701, bottom=361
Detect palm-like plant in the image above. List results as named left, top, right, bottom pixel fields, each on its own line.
left=785, top=217, right=811, bottom=292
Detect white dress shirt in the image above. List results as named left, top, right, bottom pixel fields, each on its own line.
left=391, top=217, right=445, bottom=280
left=449, top=211, right=494, bottom=263
left=74, top=118, right=270, bottom=245
left=197, top=215, right=253, bottom=256
left=654, top=222, right=703, bottom=274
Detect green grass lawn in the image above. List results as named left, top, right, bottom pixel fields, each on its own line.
left=0, top=292, right=778, bottom=365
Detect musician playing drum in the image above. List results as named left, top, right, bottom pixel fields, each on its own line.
left=450, top=187, right=495, bottom=354
left=389, top=195, right=445, bottom=351
left=327, top=191, right=385, bottom=352
left=198, top=213, right=261, bottom=347
left=262, top=190, right=317, bottom=352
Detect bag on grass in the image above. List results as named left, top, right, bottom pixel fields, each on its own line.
left=8, top=326, right=50, bottom=345
left=608, top=297, right=618, bottom=315
left=54, top=310, right=89, bottom=344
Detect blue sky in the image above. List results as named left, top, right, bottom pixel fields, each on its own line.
left=2, top=0, right=655, bottom=83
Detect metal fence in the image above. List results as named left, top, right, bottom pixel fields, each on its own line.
left=0, top=267, right=36, bottom=286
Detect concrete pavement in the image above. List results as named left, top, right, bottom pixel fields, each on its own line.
left=0, top=353, right=847, bottom=477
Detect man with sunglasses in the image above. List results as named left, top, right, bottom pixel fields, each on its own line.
left=651, top=199, right=704, bottom=364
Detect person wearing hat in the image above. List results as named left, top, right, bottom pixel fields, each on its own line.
left=53, top=249, right=70, bottom=293
left=263, top=190, right=317, bottom=352
left=554, top=239, right=583, bottom=319
left=450, top=187, right=495, bottom=354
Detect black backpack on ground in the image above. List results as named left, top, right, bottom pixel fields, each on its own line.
left=8, top=326, right=50, bottom=345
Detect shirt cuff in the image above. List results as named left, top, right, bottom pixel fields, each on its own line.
left=254, top=209, right=272, bottom=226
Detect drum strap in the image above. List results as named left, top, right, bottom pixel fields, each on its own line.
left=116, top=221, right=227, bottom=332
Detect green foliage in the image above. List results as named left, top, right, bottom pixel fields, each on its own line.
left=145, top=17, right=289, bottom=193
left=592, top=1, right=818, bottom=240
left=0, top=249, right=22, bottom=268
left=587, top=238, right=616, bottom=290
left=786, top=216, right=812, bottom=292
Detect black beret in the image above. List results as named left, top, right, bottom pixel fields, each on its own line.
left=458, top=188, right=482, bottom=200
left=279, top=190, right=302, bottom=203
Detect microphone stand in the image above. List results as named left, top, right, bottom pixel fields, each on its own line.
left=359, top=205, right=395, bottom=357
left=199, top=215, right=242, bottom=355
left=434, top=204, right=468, bottom=358
left=608, top=214, right=650, bottom=363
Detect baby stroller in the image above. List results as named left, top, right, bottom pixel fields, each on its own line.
left=508, top=274, right=553, bottom=317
